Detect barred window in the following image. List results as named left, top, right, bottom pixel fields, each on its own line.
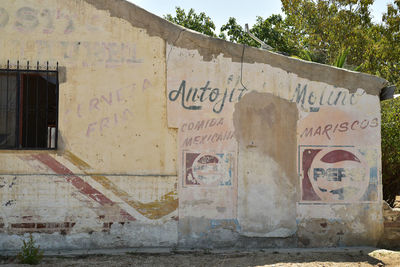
left=0, top=61, right=58, bottom=149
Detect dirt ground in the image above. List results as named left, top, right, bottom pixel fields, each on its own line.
left=1, top=248, right=400, bottom=266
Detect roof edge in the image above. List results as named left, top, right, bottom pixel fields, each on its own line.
left=83, top=0, right=388, bottom=96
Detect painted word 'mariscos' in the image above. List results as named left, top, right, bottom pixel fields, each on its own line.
left=300, top=117, right=379, bottom=140
left=168, top=80, right=247, bottom=114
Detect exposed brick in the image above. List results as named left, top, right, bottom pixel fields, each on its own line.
left=36, top=223, right=46, bottom=229
left=8, top=222, right=76, bottom=234
left=11, top=223, right=35, bottom=228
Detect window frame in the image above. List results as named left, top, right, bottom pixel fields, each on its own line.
left=0, top=61, right=59, bottom=150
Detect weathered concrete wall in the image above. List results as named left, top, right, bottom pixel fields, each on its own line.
left=0, top=0, right=387, bottom=251
left=0, top=0, right=177, bottom=250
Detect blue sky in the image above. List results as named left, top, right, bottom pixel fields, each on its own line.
left=126, top=0, right=393, bottom=32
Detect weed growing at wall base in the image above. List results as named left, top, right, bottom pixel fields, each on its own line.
left=17, top=234, right=43, bottom=265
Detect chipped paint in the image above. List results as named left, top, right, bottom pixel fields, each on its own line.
left=0, top=0, right=386, bottom=251
left=63, top=151, right=178, bottom=220
left=23, top=153, right=136, bottom=221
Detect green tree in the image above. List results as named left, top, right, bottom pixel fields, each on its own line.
left=281, top=0, right=374, bottom=65
left=219, top=17, right=251, bottom=44
left=164, top=7, right=217, bottom=37
left=251, top=15, right=298, bottom=55
left=381, top=97, right=400, bottom=206
left=362, top=1, right=400, bottom=93
left=375, top=1, right=400, bottom=205
left=220, top=15, right=297, bottom=54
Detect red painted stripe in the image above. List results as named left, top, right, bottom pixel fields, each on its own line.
left=320, top=149, right=360, bottom=163
left=33, top=154, right=135, bottom=221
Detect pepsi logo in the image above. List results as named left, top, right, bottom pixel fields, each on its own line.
left=307, top=148, right=369, bottom=202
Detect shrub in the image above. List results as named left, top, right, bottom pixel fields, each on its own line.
left=381, top=97, right=400, bottom=206
left=17, top=234, right=43, bottom=265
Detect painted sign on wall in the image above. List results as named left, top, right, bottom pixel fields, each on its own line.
left=166, top=44, right=247, bottom=128
left=178, top=115, right=238, bottom=220
left=296, top=87, right=381, bottom=204
left=183, top=152, right=234, bottom=187
left=299, top=146, right=378, bottom=202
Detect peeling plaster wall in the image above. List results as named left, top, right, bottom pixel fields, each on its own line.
left=233, top=92, right=298, bottom=238
left=0, top=0, right=386, bottom=251
left=0, top=0, right=177, bottom=250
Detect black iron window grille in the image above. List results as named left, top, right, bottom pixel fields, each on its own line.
left=0, top=61, right=59, bottom=150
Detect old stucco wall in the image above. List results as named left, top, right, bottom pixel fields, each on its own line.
left=0, top=0, right=177, bottom=250
left=0, top=0, right=387, bottom=251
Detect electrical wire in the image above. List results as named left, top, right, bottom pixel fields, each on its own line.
left=240, top=44, right=248, bottom=91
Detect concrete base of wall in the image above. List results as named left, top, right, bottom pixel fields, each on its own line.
left=0, top=221, right=178, bottom=252
left=0, top=246, right=381, bottom=257
left=1, top=209, right=392, bottom=252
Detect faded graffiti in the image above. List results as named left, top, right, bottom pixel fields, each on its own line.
left=82, top=108, right=133, bottom=137
left=5, top=39, right=143, bottom=68
left=299, top=117, right=379, bottom=140
left=15, top=7, right=40, bottom=31
left=0, top=6, right=109, bottom=34
left=291, top=83, right=366, bottom=110
left=0, top=6, right=76, bottom=34
left=64, top=83, right=138, bottom=119
left=181, top=118, right=235, bottom=148
left=300, top=146, right=378, bottom=202
left=183, top=152, right=234, bottom=187
left=168, top=80, right=247, bottom=114
left=0, top=8, right=9, bottom=27
left=85, top=109, right=133, bottom=137
left=35, top=40, right=143, bottom=68
left=63, top=82, right=147, bottom=137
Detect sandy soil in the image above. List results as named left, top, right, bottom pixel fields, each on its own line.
left=1, top=248, right=400, bottom=266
